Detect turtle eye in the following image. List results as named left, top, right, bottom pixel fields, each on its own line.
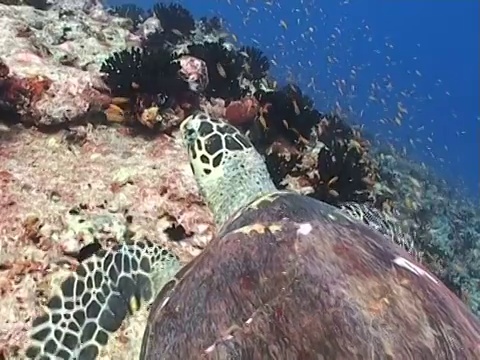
left=183, top=126, right=197, bottom=145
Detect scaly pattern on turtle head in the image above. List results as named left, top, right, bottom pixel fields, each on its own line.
left=180, top=111, right=277, bottom=227
left=25, top=239, right=181, bottom=360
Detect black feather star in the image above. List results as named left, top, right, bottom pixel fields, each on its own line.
left=143, top=29, right=185, bottom=51
left=187, top=41, right=245, bottom=100
left=152, top=2, right=195, bottom=36
left=250, top=92, right=377, bottom=204
left=100, top=46, right=188, bottom=106
left=199, top=16, right=224, bottom=34
left=143, top=3, right=196, bottom=50
left=239, top=46, right=270, bottom=81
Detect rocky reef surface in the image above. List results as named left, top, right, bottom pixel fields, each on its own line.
left=372, top=144, right=480, bottom=314
left=0, top=0, right=478, bottom=358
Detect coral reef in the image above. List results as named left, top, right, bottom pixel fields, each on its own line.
left=224, top=96, right=259, bottom=125
left=0, top=124, right=213, bottom=359
left=140, top=3, right=196, bottom=51
left=109, top=3, right=147, bottom=29
left=371, top=146, right=480, bottom=316
left=152, top=3, right=195, bottom=36
left=99, top=2, right=235, bottom=127
left=99, top=46, right=192, bottom=128
left=0, top=0, right=49, bottom=10
left=0, top=1, right=136, bottom=126
left=243, top=85, right=379, bottom=204
left=176, top=55, right=209, bottom=93
left=186, top=41, right=244, bottom=100
left=0, top=0, right=479, bottom=358
left=0, top=60, right=52, bottom=122
left=108, top=2, right=480, bottom=321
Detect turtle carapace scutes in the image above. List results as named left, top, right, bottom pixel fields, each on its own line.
left=139, top=111, right=480, bottom=359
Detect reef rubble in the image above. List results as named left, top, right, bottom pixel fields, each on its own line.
left=0, top=1, right=479, bottom=358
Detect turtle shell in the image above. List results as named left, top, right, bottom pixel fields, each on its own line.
left=139, top=191, right=480, bottom=359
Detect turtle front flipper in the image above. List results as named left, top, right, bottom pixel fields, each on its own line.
left=25, top=239, right=181, bottom=360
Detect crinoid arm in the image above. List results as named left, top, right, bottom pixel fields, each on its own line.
left=25, top=239, right=181, bottom=360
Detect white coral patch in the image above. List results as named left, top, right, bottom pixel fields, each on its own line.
left=297, top=222, right=313, bottom=235
left=393, top=256, right=439, bottom=284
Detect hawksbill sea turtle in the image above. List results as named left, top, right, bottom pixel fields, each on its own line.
left=26, top=111, right=480, bottom=359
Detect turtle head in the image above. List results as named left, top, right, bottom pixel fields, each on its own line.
left=180, top=111, right=277, bottom=227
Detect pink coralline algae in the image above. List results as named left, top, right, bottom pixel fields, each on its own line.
left=0, top=60, right=52, bottom=120
left=224, top=96, right=259, bottom=126
left=0, top=1, right=134, bottom=127
left=0, top=59, right=112, bottom=126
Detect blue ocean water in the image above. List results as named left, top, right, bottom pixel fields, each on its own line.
left=109, top=0, right=479, bottom=200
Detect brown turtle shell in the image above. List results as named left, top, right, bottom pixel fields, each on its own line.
left=139, top=191, right=480, bottom=359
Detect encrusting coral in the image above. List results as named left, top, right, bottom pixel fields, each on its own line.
left=0, top=0, right=136, bottom=127
left=0, top=60, right=52, bottom=122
